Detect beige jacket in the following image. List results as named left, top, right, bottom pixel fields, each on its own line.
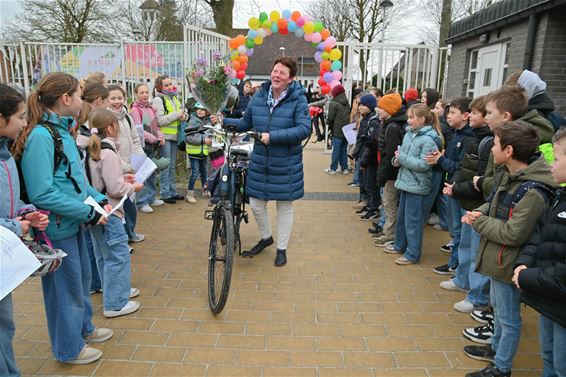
left=116, top=113, right=144, bottom=173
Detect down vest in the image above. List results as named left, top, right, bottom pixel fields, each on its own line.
left=224, top=81, right=311, bottom=201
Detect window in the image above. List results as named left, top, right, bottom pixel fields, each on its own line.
left=466, top=49, right=479, bottom=97
left=483, top=68, right=492, bottom=86
left=501, top=42, right=510, bottom=84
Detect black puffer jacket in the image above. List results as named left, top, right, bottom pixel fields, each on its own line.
left=376, top=110, right=406, bottom=186
left=516, top=188, right=566, bottom=328
left=359, top=111, right=380, bottom=168
left=326, top=93, right=351, bottom=139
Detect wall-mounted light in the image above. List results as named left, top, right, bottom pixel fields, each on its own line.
left=479, top=33, right=490, bottom=43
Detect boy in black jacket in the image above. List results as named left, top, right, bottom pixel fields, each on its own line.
left=513, top=128, right=566, bottom=377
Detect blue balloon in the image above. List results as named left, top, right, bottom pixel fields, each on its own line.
left=331, top=60, right=342, bottom=71
left=287, top=21, right=297, bottom=32
left=271, top=23, right=279, bottom=33
left=317, top=42, right=325, bottom=51
left=295, top=28, right=304, bottom=37
left=247, top=30, right=257, bottom=39
left=282, top=9, right=291, bottom=20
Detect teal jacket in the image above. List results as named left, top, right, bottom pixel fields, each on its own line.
left=21, top=112, right=105, bottom=241
left=394, top=125, right=441, bottom=195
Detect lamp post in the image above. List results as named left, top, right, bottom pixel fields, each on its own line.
left=279, top=47, right=286, bottom=56
left=378, top=0, right=394, bottom=89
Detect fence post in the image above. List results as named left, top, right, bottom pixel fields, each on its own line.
left=19, top=42, right=30, bottom=95
left=120, top=40, right=126, bottom=86
left=430, top=47, right=439, bottom=91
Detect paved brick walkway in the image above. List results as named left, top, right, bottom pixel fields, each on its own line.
left=13, top=143, right=542, bottom=376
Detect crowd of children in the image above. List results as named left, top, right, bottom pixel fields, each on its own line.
left=341, top=70, right=565, bottom=377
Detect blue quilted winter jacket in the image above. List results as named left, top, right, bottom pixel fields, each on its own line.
left=224, top=80, right=311, bottom=201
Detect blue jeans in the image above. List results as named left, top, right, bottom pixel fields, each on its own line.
left=491, top=278, right=522, bottom=373
left=466, top=228, right=490, bottom=306
left=353, top=157, right=361, bottom=185
left=330, top=137, right=348, bottom=172
left=0, top=294, right=19, bottom=377
left=41, top=229, right=95, bottom=361
left=89, top=215, right=132, bottom=311
left=436, top=194, right=449, bottom=230
left=159, top=140, right=178, bottom=199
left=123, top=197, right=137, bottom=241
left=453, top=221, right=472, bottom=290
left=188, top=157, right=208, bottom=191
left=136, top=150, right=158, bottom=207
left=394, top=190, right=426, bottom=262
left=84, top=231, right=101, bottom=292
left=539, top=315, right=566, bottom=377
left=446, top=197, right=463, bottom=268
left=423, top=168, right=443, bottom=221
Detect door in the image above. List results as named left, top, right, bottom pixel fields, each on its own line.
left=475, top=43, right=504, bottom=96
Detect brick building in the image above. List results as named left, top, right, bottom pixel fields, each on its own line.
left=445, top=0, right=566, bottom=112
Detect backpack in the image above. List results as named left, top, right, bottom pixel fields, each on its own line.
left=487, top=180, right=554, bottom=221
left=16, top=122, right=81, bottom=203
left=84, top=141, right=117, bottom=195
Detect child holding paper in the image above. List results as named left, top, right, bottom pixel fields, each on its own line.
left=1, top=83, right=49, bottom=375
left=86, top=109, right=143, bottom=318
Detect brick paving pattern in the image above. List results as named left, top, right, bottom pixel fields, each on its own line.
left=12, top=144, right=542, bottom=376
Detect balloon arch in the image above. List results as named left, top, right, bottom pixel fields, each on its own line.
left=227, top=9, right=343, bottom=95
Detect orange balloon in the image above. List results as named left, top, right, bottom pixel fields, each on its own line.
left=238, top=54, right=249, bottom=64
left=325, top=46, right=332, bottom=53
left=321, top=29, right=330, bottom=40
left=320, top=61, right=331, bottom=71
left=232, top=60, right=241, bottom=70
left=277, top=18, right=288, bottom=29
left=236, top=34, right=246, bottom=46
left=228, top=38, right=237, bottom=49
left=291, top=11, right=301, bottom=21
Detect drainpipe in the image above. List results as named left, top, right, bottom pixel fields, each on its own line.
left=523, top=14, right=537, bottom=70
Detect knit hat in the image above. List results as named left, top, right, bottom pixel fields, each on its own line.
left=331, top=84, right=345, bottom=98
left=404, top=88, right=419, bottom=101
left=359, top=94, right=377, bottom=110
left=378, top=93, right=402, bottom=115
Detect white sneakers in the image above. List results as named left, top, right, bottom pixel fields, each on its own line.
left=185, top=191, right=197, bottom=203
left=64, top=345, right=103, bottom=365
left=151, top=199, right=165, bottom=206
left=440, top=279, right=468, bottom=292
left=103, top=300, right=140, bottom=318
left=138, top=204, right=154, bottom=213
left=454, top=299, right=476, bottom=313
left=84, top=328, right=114, bottom=343
left=323, top=168, right=336, bottom=175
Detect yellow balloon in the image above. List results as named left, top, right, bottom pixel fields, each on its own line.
left=248, top=17, right=260, bottom=30
left=270, top=10, right=280, bottom=22
left=262, top=19, right=272, bottom=29
left=253, top=36, right=264, bottom=45
left=329, top=48, right=342, bottom=61
left=303, top=22, right=315, bottom=34
left=230, top=51, right=239, bottom=61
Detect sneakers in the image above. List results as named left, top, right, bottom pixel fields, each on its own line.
left=352, top=201, right=368, bottom=209
left=274, top=248, right=287, bottom=267
left=138, top=204, right=154, bottom=213
left=356, top=206, right=368, bottom=214
left=184, top=191, right=197, bottom=203
left=383, top=243, right=401, bottom=254
left=368, top=225, right=383, bottom=235
left=163, top=197, right=176, bottom=204
left=151, top=199, right=165, bottom=207
left=433, top=263, right=456, bottom=275
left=350, top=183, right=360, bottom=188
left=427, top=213, right=440, bottom=226
left=323, top=168, right=336, bottom=175
left=360, top=211, right=379, bottom=221
left=440, top=241, right=453, bottom=253
left=63, top=345, right=102, bottom=365
left=241, top=236, right=274, bottom=258
left=471, top=309, right=494, bottom=324
left=395, top=256, right=414, bottom=265
left=84, top=328, right=113, bottom=343
left=433, top=224, right=448, bottom=231
left=463, top=322, right=494, bottom=344
left=129, top=287, right=140, bottom=298
left=439, top=279, right=467, bottom=292
left=463, top=345, right=495, bottom=362
left=341, top=169, right=349, bottom=175
left=103, top=300, right=140, bottom=318
left=129, top=233, right=145, bottom=243
left=373, top=235, right=394, bottom=247
left=453, top=299, right=475, bottom=313
left=465, top=364, right=510, bottom=377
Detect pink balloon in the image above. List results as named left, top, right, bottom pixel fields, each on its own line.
left=325, top=36, right=337, bottom=48
left=296, top=16, right=305, bottom=27
left=304, top=33, right=312, bottom=42
left=329, top=80, right=340, bottom=88
left=303, top=14, right=311, bottom=23
left=332, top=71, right=343, bottom=81
left=312, top=32, right=322, bottom=43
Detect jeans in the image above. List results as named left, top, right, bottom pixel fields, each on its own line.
left=249, top=197, right=293, bottom=250
left=490, top=278, right=522, bottom=373
left=159, top=140, right=178, bottom=199
left=394, top=190, right=426, bottom=262
left=123, top=197, right=137, bottom=241
left=353, top=158, right=361, bottom=185
left=466, top=228, right=490, bottom=306
left=453, top=221, right=472, bottom=290
left=446, top=197, right=463, bottom=268
left=330, top=137, right=348, bottom=172
left=423, top=168, right=443, bottom=221
left=89, top=215, right=132, bottom=311
left=136, top=150, right=158, bottom=207
left=41, top=229, right=95, bottom=361
left=188, top=157, right=208, bottom=191
left=84, top=231, right=101, bottom=292
left=539, top=315, right=566, bottom=377
left=0, top=294, right=19, bottom=377
left=436, top=194, right=449, bottom=230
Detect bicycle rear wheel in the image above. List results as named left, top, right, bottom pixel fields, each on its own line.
left=208, top=205, right=234, bottom=314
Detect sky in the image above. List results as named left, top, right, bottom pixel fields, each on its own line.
left=0, top=0, right=432, bottom=45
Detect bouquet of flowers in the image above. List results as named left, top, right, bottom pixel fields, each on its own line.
left=186, top=51, right=233, bottom=114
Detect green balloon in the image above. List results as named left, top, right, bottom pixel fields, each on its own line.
left=259, top=12, right=268, bottom=22
left=245, top=38, right=255, bottom=48
left=314, top=21, right=324, bottom=32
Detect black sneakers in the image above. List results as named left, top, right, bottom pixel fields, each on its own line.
left=432, top=263, right=456, bottom=275
left=368, top=225, right=383, bottom=235
left=242, top=237, right=274, bottom=258
left=471, top=309, right=494, bottom=324
left=274, top=249, right=287, bottom=267
left=465, top=364, right=510, bottom=377
left=463, top=322, right=494, bottom=344
left=360, top=211, right=379, bottom=221
left=464, top=345, right=495, bottom=362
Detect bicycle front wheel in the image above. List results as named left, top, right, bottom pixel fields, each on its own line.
left=208, top=205, right=234, bottom=314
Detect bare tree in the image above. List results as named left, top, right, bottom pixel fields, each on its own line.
left=304, top=0, right=351, bottom=43
left=203, top=0, right=235, bottom=35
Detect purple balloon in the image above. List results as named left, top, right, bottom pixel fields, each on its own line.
left=323, top=72, right=334, bottom=84
left=314, top=51, right=323, bottom=63
left=317, top=42, right=325, bottom=51
left=246, top=48, right=254, bottom=56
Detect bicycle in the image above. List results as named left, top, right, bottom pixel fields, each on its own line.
left=197, top=124, right=261, bottom=314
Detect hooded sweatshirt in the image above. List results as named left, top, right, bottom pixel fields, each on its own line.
left=109, top=108, right=144, bottom=173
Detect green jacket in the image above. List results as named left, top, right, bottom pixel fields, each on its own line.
left=473, top=154, right=555, bottom=283
left=326, top=93, right=351, bottom=139
left=480, top=110, right=555, bottom=196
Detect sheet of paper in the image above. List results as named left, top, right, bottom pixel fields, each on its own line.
left=134, top=158, right=157, bottom=183
left=108, top=195, right=127, bottom=217
left=342, top=122, right=358, bottom=145
left=130, top=153, right=147, bottom=173
left=84, top=195, right=127, bottom=217
left=0, top=226, right=41, bottom=300
left=135, top=124, right=145, bottom=148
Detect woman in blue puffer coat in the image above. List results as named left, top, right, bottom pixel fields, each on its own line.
left=223, top=57, right=311, bottom=267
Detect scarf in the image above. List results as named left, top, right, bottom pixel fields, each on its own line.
left=109, top=106, right=127, bottom=120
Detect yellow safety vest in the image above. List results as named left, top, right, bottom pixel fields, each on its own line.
left=160, top=95, right=182, bottom=136
left=186, top=141, right=209, bottom=157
